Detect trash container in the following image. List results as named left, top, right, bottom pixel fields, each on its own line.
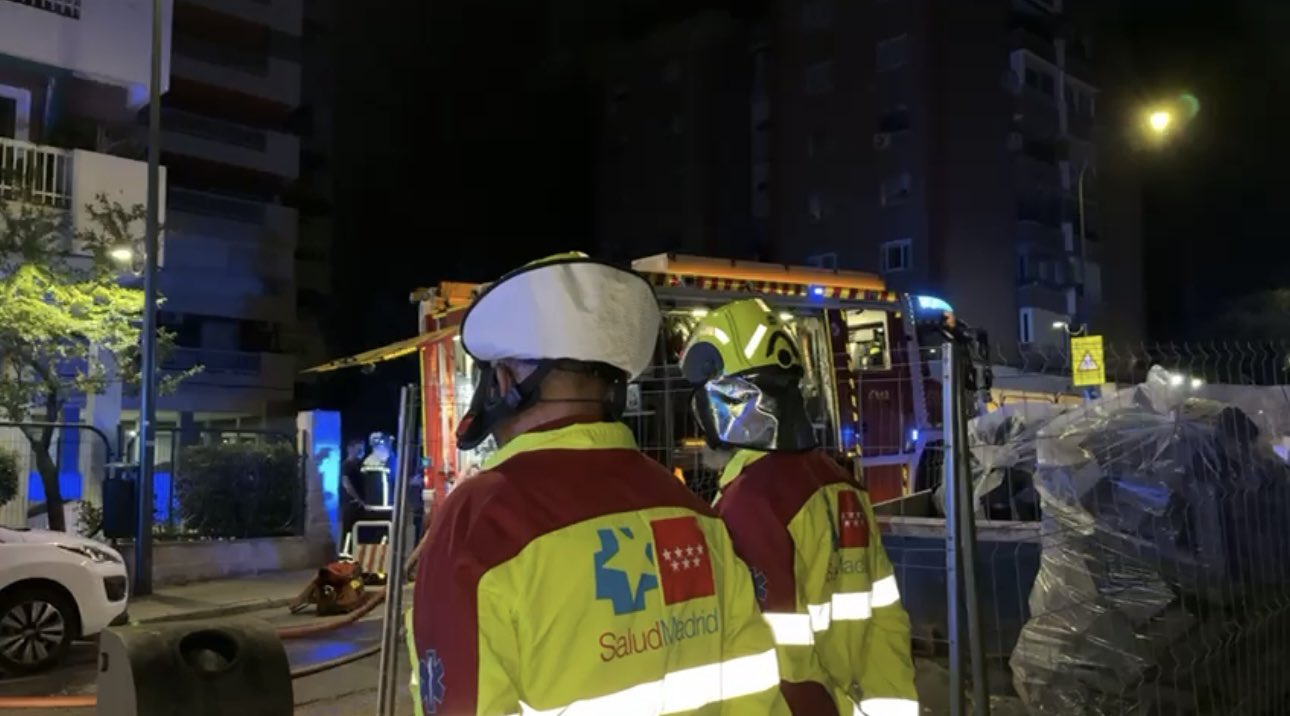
left=102, top=463, right=138, bottom=540
left=97, top=618, right=292, bottom=715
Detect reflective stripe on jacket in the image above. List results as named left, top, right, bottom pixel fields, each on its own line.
left=715, top=449, right=918, bottom=716
left=407, top=419, right=789, bottom=715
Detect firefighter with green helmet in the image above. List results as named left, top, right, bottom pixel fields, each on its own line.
left=681, top=298, right=919, bottom=716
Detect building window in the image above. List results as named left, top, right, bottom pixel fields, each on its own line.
left=803, top=61, right=834, bottom=95
left=876, top=34, right=909, bottom=72
left=0, top=84, right=32, bottom=141
left=880, top=172, right=912, bottom=206
left=1018, top=253, right=1031, bottom=283
left=801, top=0, right=833, bottom=29
left=879, top=239, right=911, bottom=273
left=806, top=129, right=832, bottom=158
left=808, top=193, right=825, bottom=222
left=3, top=0, right=81, bottom=19
left=1019, top=308, right=1034, bottom=344
left=877, top=105, right=911, bottom=133
left=1024, top=66, right=1055, bottom=96
left=808, top=252, right=839, bottom=269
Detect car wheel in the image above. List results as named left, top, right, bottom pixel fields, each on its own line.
left=0, top=587, right=76, bottom=674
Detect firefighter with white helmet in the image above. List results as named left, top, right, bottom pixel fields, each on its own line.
left=406, top=253, right=788, bottom=715
left=682, top=298, right=918, bottom=716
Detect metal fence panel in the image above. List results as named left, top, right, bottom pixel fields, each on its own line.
left=926, top=341, right=1290, bottom=715
left=0, top=422, right=112, bottom=533
left=123, top=426, right=304, bottom=540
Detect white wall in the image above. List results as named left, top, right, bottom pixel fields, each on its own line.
left=0, top=0, right=173, bottom=100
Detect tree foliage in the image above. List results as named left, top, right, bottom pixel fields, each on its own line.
left=0, top=183, right=198, bottom=530
left=0, top=447, right=17, bottom=508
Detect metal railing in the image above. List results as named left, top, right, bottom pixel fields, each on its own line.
left=122, top=426, right=304, bottom=540
left=168, top=187, right=269, bottom=224
left=0, top=135, right=72, bottom=208
left=2, top=0, right=81, bottom=19
left=0, top=421, right=113, bottom=533
left=162, top=108, right=268, bottom=151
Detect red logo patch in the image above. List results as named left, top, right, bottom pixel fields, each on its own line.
left=837, top=491, right=869, bottom=549
left=650, top=516, right=716, bottom=605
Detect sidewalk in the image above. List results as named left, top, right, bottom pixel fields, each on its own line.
left=127, top=569, right=316, bottom=624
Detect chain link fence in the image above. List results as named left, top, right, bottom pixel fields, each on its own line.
left=917, top=340, right=1290, bottom=715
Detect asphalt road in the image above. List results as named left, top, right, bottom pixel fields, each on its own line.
left=0, top=602, right=415, bottom=715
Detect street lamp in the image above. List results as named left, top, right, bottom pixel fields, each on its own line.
left=1073, top=101, right=1189, bottom=333
left=109, top=246, right=133, bottom=264
left=133, top=0, right=164, bottom=598
left=1052, top=320, right=1088, bottom=336
left=1147, top=110, right=1173, bottom=135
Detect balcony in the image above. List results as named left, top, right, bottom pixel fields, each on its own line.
left=148, top=347, right=294, bottom=414
left=0, top=135, right=165, bottom=241
left=1009, top=26, right=1056, bottom=65
left=159, top=262, right=295, bottom=324
left=177, top=0, right=301, bottom=35
left=168, top=188, right=296, bottom=245
left=1015, top=219, right=1064, bottom=250
left=172, top=34, right=301, bottom=107
left=161, top=108, right=300, bottom=179
left=0, top=0, right=173, bottom=102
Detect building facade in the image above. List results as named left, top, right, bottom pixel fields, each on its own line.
left=136, top=0, right=310, bottom=429
left=596, top=10, right=762, bottom=264
left=597, top=0, right=1145, bottom=351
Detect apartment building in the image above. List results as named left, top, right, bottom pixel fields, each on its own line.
left=768, top=0, right=1144, bottom=350
left=291, top=0, right=336, bottom=409
left=598, top=0, right=1145, bottom=351
left=130, top=0, right=308, bottom=429
left=596, top=10, right=761, bottom=263
left=0, top=0, right=171, bottom=419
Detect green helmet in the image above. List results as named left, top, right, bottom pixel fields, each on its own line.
left=680, top=299, right=817, bottom=452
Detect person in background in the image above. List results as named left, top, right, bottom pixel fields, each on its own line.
left=406, top=252, right=788, bottom=716
left=682, top=298, right=918, bottom=716
left=340, top=439, right=367, bottom=553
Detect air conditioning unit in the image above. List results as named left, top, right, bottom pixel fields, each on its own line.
left=873, top=133, right=892, bottom=150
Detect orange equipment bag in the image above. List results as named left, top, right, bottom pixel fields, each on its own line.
left=289, top=561, right=367, bottom=616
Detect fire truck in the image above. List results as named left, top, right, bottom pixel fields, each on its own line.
left=310, top=253, right=990, bottom=508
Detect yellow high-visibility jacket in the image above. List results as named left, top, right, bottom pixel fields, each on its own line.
left=405, top=419, right=790, bottom=715
left=715, top=449, right=918, bottom=716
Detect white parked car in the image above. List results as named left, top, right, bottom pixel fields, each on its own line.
left=0, top=526, right=129, bottom=673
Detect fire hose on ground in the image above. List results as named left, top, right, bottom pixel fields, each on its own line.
left=0, top=590, right=394, bottom=710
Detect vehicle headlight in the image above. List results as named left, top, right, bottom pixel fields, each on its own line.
left=58, top=544, right=123, bottom=564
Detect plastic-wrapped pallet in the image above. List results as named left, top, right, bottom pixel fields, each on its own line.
left=1010, top=367, right=1290, bottom=714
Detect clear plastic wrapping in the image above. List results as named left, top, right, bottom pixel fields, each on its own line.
left=1008, top=367, right=1290, bottom=714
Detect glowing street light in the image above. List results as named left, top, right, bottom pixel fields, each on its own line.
left=1147, top=109, right=1173, bottom=135
left=109, top=246, right=133, bottom=264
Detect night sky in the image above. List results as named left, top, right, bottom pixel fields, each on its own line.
left=322, top=0, right=1289, bottom=435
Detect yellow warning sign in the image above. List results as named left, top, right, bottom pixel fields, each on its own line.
left=1071, top=335, right=1105, bottom=387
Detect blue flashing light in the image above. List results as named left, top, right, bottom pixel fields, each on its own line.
left=911, top=428, right=920, bottom=443
left=810, top=285, right=825, bottom=297
left=916, top=295, right=953, bottom=312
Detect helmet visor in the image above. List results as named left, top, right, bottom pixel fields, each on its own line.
left=692, top=368, right=819, bottom=452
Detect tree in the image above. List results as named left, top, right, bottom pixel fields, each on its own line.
left=0, top=181, right=197, bottom=531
